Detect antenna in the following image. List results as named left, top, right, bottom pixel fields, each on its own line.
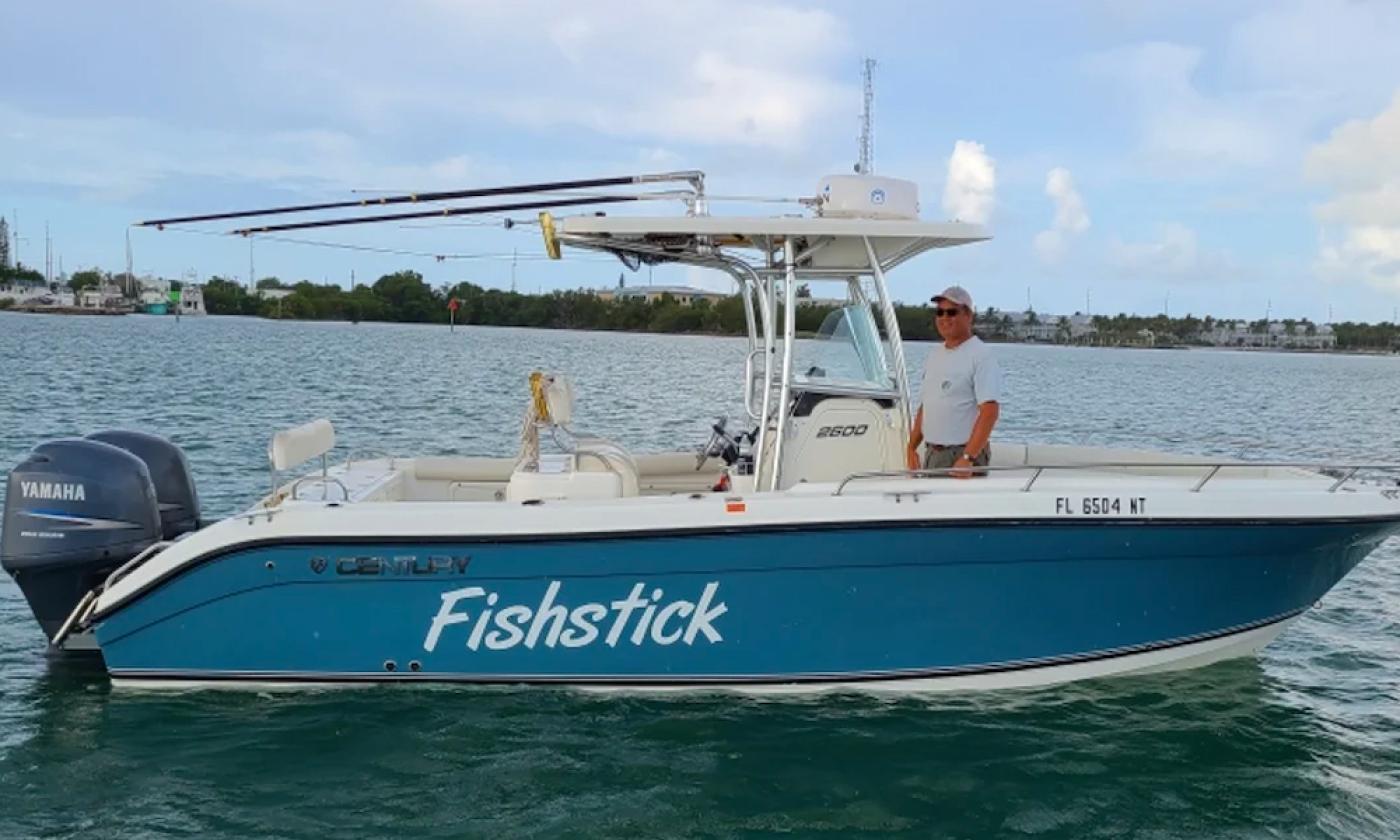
left=856, top=58, right=876, bottom=174
left=511, top=248, right=518, bottom=293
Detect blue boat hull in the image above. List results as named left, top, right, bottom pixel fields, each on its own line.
left=93, top=519, right=1398, bottom=686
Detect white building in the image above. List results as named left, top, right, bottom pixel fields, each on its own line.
left=80, top=284, right=126, bottom=309
left=999, top=310, right=1059, bottom=342
left=594, top=284, right=729, bottom=306
left=0, top=282, right=52, bottom=305
left=176, top=285, right=207, bottom=315
left=1067, top=313, right=1097, bottom=340
left=1203, top=321, right=1335, bottom=349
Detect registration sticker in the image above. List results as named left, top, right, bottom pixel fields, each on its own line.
left=1055, top=496, right=1148, bottom=516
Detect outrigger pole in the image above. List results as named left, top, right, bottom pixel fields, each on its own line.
left=135, top=171, right=704, bottom=229
left=228, top=195, right=637, bottom=237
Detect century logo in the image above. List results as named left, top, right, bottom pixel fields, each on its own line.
left=423, top=581, right=727, bottom=653
left=19, top=481, right=86, bottom=501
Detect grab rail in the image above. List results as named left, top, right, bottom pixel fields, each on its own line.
left=345, top=449, right=398, bottom=471
left=832, top=462, right=1400, bottom=497
left=289, top=475, right=351, bottom=502
left=102, top=540, right=173, bottom=592
left=53, top=537, right=184, bottom=644
left=51, top=590, right=97, bottom=650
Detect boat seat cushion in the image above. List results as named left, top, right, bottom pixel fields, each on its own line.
left=413, top=456, right=514, bottom=482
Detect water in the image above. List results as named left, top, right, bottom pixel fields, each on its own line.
left=2, top=311, right=1398, bottom=839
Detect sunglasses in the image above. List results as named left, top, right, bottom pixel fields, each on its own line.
left=933, top=307, right=966, bottom=318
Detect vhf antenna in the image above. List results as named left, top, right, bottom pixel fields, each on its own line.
left=856, top=58, right=876, bottom=174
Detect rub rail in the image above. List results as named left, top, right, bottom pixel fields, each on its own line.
left=832, top=462, right=1400, bottom=496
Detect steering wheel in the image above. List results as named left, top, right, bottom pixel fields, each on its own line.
left=696, top=417, right=736, bottom=470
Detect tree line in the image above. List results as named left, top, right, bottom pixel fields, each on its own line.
left=973, top=309, right=1399, bottom=351
left=6, top=263, right=1397, bottom=350
left=202, top=272, right=890, bottom=337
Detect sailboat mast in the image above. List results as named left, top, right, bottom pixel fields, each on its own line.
left=125, top=228, right=134, bottom=298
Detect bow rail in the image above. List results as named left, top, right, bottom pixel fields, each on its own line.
left=832, top=462, right=1400, bottom=496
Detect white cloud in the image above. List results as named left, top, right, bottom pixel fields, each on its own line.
left=942, top=140, right=996, bottom=224
left=1305, top=92, right=1400, bottom=191
left=499, top=49, right=850, bottom=150
left=1085, top=41, right=1281, bottom=170
left=1227, top=0, right=1400, bottom=118
left=1034, top=167, right=1090, bottom=264
left=1306, top=91, right=1400, bottom=293
left=1110, top=223, right=1200, bottom=277
left=355, top=1, right=855, bottom=152
left=0, top=104, right=502, bottom=202
left=0, top=1, right=854, bottom=205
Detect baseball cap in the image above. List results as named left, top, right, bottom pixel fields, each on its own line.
left=931, top=285, right=973, bottom=310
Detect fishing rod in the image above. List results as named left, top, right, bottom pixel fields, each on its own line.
left=135, top=171, right=704, bottom=228
left=230, top=195, right=638, bottom=236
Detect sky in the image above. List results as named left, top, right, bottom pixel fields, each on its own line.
left=4, top=0, right=1400, bottom=322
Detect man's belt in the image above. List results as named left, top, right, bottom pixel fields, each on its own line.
left=926, top=443, right=966, bottom=452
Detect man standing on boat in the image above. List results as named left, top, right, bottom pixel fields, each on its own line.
left=906, top=285, right=1002, bottom=478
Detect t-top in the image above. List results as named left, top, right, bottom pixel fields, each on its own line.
left=917, top=335, right=1003, bottom=445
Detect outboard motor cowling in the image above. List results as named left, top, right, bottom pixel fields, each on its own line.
left=87, top=430, right=201, bottom=539
left=2, top=439, right=161, bottom=643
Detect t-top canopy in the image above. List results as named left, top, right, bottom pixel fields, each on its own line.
left=556, top=215, right=990, bottom=273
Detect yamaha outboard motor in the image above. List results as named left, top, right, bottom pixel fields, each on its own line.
left=87, top=430, right=202, bottom=539
left=2, top=439, right=162, bottom=644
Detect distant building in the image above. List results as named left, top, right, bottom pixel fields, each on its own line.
left=1067, top=313, right=1097, bottom=340
left=594, top=283, right=729, bottom=306
left=798, top=295, right=849, bottom=308
left=998, top=310, right=1058, bottom=342
left=80, top=284, right=126, bottom=309
left=0, top=218, right=10, bottom=269
left=256, top=287, right=295, bottom=301
left=0, top=283, right=55, bottom=305
left=176, top=285, right=207, bottom=315
left=1201, top=320, right=1335, bottom=350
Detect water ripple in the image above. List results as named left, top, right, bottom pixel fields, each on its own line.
left=2, top=314, right=1399, bottom=838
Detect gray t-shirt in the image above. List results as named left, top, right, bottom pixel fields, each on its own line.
left=918, top=336, right=1003, bottom=445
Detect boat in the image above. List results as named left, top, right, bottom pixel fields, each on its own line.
left=4, top=170, right=1399, bottom=692
left=138, top=288, right=168, bottom=316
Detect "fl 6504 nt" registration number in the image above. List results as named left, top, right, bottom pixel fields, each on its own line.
left=1054, top=496, right=1148, bottom=516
